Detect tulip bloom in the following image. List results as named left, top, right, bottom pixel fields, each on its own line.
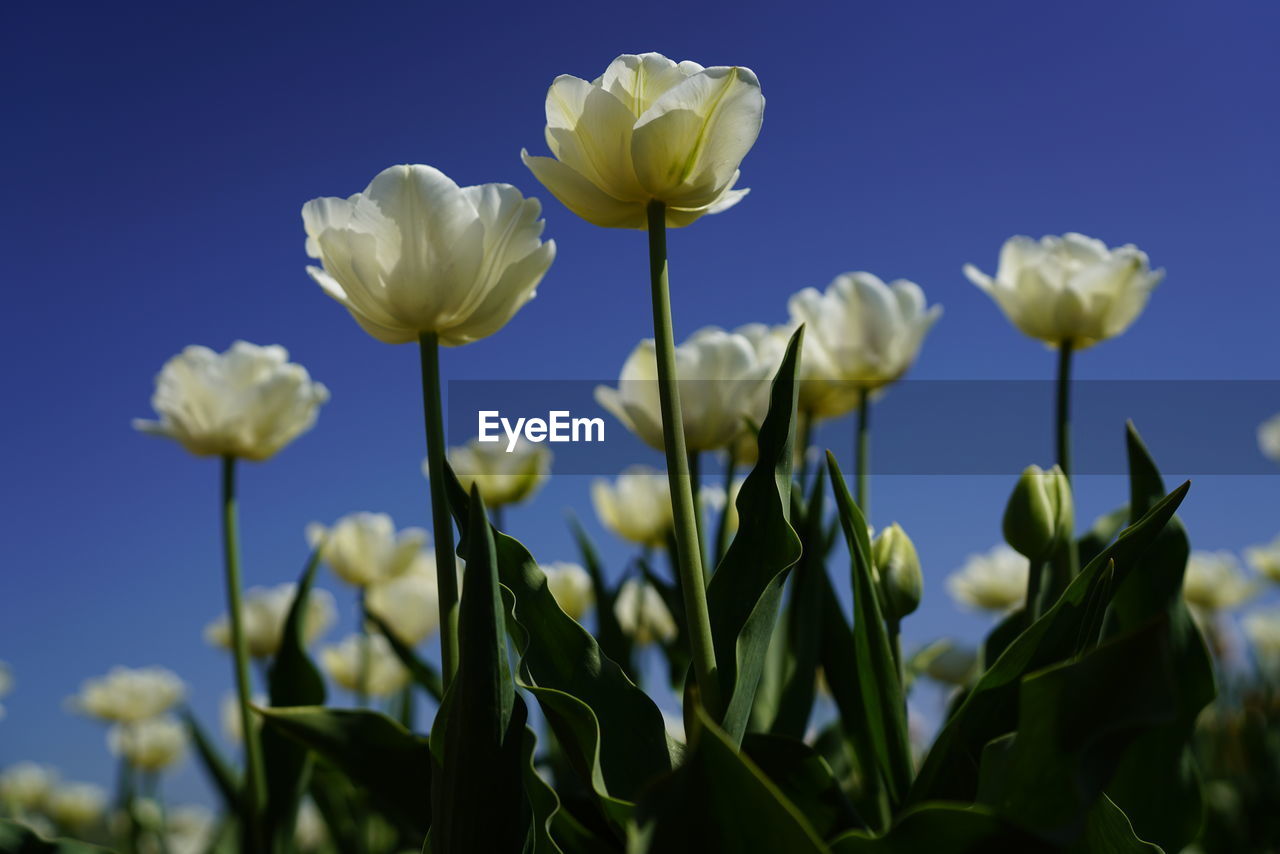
left=0, top=763, right=56, bottom=813
left=108, top=717, right=187, bottom=772
left=303, top=164, right=555, bottom=346
left=596, top=327, right=773, bottom=453
left=70, top=666, right=185, bottom=724
left=204, top=583, right=337, bottom=659
left=614, top=579, right=678, bottom=646
left=1183, top=551, right=1256, bottom=616
left=1259, top=413, right=1280, bottom=463
left=946, top=545, right=1029, bottom=614
left=46, top=783, right=107, bottom=830
left=523, top=53, right=764, bottom=229
left=964, top=233, right=1164, bottom=350
left=591, top=466, right=676, bottom=548
left=365, top=553, right=441, bottom=645
left=441, top=437, right=550, bottom=512
left=320, top=634, right=411, bottom=698
left=540, top=562, right=594, bottom=621
left=1245, top=535, right=1280, bottom=584
left=1243, top=609, right=1280, bottom=673
left=133, top=341, right=329, bottom=462
left=306, top=513, right=428, bottom=589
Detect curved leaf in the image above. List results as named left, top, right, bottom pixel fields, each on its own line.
left=828, top=803, right=1050, bottom=853
left=742, top=732, right=862, bottom=841
left=366, top=610, right=444, bottom=702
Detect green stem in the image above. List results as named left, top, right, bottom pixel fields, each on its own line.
left=713, top=453, right=737, bottom=566
left=887, top=616, right=904, bottom=689
left=220, top=456, right=266, bottom=851
left=796, top=410, right=813, bottom=489
left=687, top=450, right=707, bottom=583
left=646, top=200, right=721, bottom=718
left=492, top=504, right=506, bottom=533
left=1055, top=343, right=1080, bottom=579
left=357, top=592, right=370, bottom=707
left=855, top=388, right=871, bottom=517
left=419, top=332, right=460, bottom=690
left=114, top=755, right=138, bottom=854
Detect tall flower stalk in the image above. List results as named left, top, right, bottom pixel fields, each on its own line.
left=1054, top=342, right=1079, bottom=578
left=419, top=332, right=460, bottom=686
left=646, top=201, right=720, bottom=714
left=856, top=388, right=871, bottom=515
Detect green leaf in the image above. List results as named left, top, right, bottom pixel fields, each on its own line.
left=828, top=803, right=1051, bottom=853
left=366, top=610, right=444, bottom=702
left=826, top=451, right=914, bottom=822
left=568, top=512, right=633, bottom=676
left=258, top=706, right=431, bottom=839
left=909, top=479, right=1191, bottom=806
left=703, top=326, right=804, bottom=744
left=0, top=820, right=113, bottom=853
left=742, top=733, right=863, bottom=840
left=628, top=709, right=829, bottom=853
left=429, top=487, right=528, bottom=853
left=445, top=470, right=673, bottom=805
left=1069, top=796, right=1164, bottom=853
left=307, top=761, right=368, bottom=854
left=182, top=707, right=241, bottom=812
left=1101, top=422, right=1215, bottom=852
left=262, top=545, right=329, bottom=850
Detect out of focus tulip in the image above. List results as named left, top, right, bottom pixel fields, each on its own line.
left=591, top=466, right=674, bottom=547
left=541, top=562, right=594, bottom=620
left=1245, top=534, right=1280, bottom=584
left=596, top=327, right=773, bottom=452
left=204, top=583, right=336, bottom=659
left=614, top=579, right=678, bottom=645
left=0, top=661, right=10, bottom=722
left=964, top=233, right=1164, bottom=349
left=873, top=523, right=923, bottom=619
left=294, top=800, right=328, bottom=851
left=108, top=717, right=187, bottom=772
left=1002, top=464, right=1074, bottom=561
left=1183, top=551, right=1256, bottom=615
left=441, top=437, right=550, bottom=508
left=164, top=805, right=216, bottom=854
left=365, top=553, right=441, bottom=645
left=71, top=667, right=185, bottom=724
left=1259, top=413, right=1280, bottom=463
left=303, top=164, right=555, bottom=346
left=787, top=273, right=941, bottom=398
left=306, top=513, right=427, bottom=589
left=946, top=545, right=1028, bottom=614
left=0, top=762, right=56, bottom=812
left=320, top=634, right=410, bottom=698
left=133, top=342, right=329, bottom=461
left=46, top=782, right=107, bottom=830
left=1243, top=609, right=1280, bottom=672
left=220, top=692, right=265, bottom=746
left=523, top=53, right=764, bottom=229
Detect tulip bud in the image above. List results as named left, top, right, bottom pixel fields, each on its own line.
left=872, top=523, right=923, bottom=620
left=1002, top=465, right=1074, bottom=560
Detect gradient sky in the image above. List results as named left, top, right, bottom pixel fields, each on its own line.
left=3, top=0, right=1279, bottom=806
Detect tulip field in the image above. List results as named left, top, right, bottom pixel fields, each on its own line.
left=4, top=35, right=1280, bottom=854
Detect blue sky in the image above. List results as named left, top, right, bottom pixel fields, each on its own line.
left=3, top=0, right=1279, bottom=805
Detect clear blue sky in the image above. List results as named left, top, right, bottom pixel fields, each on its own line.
left=3, top=0, right=1279, bottom=805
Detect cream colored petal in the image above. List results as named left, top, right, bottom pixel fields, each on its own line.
left=598, top=53, right=702, bottom=116
left=522, top=150, right=646, bottom=229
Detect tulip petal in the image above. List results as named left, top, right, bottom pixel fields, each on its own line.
left=598, top=53, right=703, bottom=117
left=545, top=78, right=647, bottom=201
left=521, top=150, right=645, bottom=228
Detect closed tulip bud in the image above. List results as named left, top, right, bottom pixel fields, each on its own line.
left=204, top=583, right=336, bottom=659
left=365, top=552, right=441, bottom=645
left=320, top=634, right=410, bottom=698
left=1003, top=465, right=1074, bottom=560
left=306, top=513, right=427, bottom=589
left=591, top=466, right=675, bottom=547
left=540, top=562, right=594, bottom=621
left=440, top=438, right=550, bottom=509
left=133, top=342, right=329, bottom=461
left=303, top=165, right=555, bottom=346
left=70, top=666, right=185, bottom=724
left=872, top=523, right=923, bottom=619
left=788, top=273, right=942, bottom=400
left=108, top=717, right=187, bottom=772
left=523, top=53, right=764, bottom=229
left=595, top=327, right=774, bottom=452
left=964, top=233, right=1164, bottom=349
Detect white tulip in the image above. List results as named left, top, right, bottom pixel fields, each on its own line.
left=47, top=782, right=108, bottom=829
left=540, top=562, right=594, bottom=621
left=1259, top=413, right=1280, bottom=463
left=1183, top=551, right=1256, bottom=614
left=614, top=579, right=678, bottom=646
left=71, top=666, right=185, bottom=724
left=591, top=466, right=674, bottom=547
left=204, top=583, right=336, bottom=659
left=164, top=805, right=217, bottom=854
left=294, top=799, right=328, bottom=851
left=1243, top=609, right=1280, bottom=672
left=946, top=545, right=1028, bottom=614
left=320, top=634, right=410, bottom=698
left=365, top=552, right=441, bottom=645
left=0, top=762, right=56, bottom=812
left=787, top=273, right=941, bottom=399
left=964, top=233, right=1164, bottom=349
left=523, top=52, right=765, bottom=229
left=596, top=327, right=773, bottom=452
left=303, top=164, right=555, bottom=346
left=306, top=512, right=427, bottom=589
left=1245, top=534, right=1280, bottom=584
left=108, top=717, right=187, bottom=772
left=133, top=341, right=328, bottom=461
left=220, top=692, right=265, bottom=746
left=440, top=437, right=550, bottom=508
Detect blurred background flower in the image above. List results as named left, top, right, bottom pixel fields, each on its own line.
left=441, top=437, right=550, bottom=510
left=365, top=553, right=442, bottom=645
left=203, top=582, right=336, bottom=659
left=320, top=634, right=410, bottom=698
left=108, top=716, right=187, bottom=772
left=540, top=561, right=593, bottom=621
left=591, top=466, right=675, bottom=548
left=70, top=666, right=185, bottom=724
left=306, top=512, right=428, bottom=589
left=946, top=545, right=1028, bottom=614
left=614, top=579, right=677, bottom=646
left=1183, top=550, right=1257, bottom=617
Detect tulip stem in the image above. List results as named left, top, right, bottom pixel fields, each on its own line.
left=796, top=410, right=813, bottom=490
left=646, top=200, right=721, bottom=718
left=886, top=615, right=904, bottom=687
left=219, top=455, right=266, bottom=851
left=713, top=454, right=738, bottom=566
left=687, top=450, right=708, bottom=583
left=1055, top=343, right=1079, bottom=578
left=856, top=388, right=871, bottom=517
left=357, top=592, right=370, bottom=707
left=419, top=332, right=460, bottom=690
